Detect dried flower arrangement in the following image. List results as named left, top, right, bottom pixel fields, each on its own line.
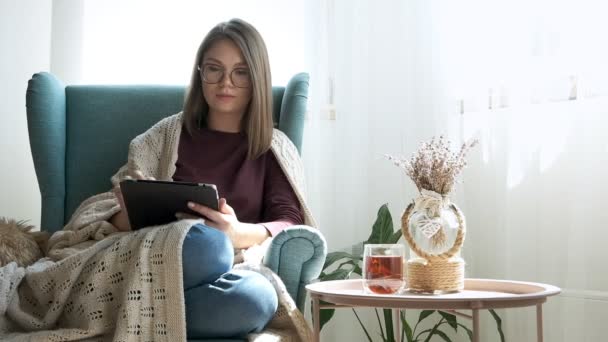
left=387, top=136, right=478, bottom=248
left=386, top=136, right=478, bottom=196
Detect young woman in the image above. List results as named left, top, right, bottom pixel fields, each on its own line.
left=100, top=18, right=313, bottom=339
left=2, top=19, right=315, bottom=342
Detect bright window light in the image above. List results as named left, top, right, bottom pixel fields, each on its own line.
left=81, top=0, right=308, bottom=85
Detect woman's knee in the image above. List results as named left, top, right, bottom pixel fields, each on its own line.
left=185, top=270, right=278, bottom=338
left=222, top=270, right=278, bottom=327
left=182, top=223, right=234, bottom=289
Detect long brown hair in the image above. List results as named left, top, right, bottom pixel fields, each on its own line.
left=182, top=18, right=273, bottom=160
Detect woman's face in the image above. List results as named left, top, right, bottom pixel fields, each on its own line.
left=200, top=39, right=253, bottom=120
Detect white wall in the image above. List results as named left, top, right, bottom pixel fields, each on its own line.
left=51, top=0, right=85, bottom=84
left=0, top=0, right=52, bottom=227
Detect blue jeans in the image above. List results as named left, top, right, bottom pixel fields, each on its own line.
left=182, top=224, right=278, bottom=339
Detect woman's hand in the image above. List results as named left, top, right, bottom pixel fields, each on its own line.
left=178, top=198, right=269, bottom=249
left=181, top=198, right=242, bottom=244
left=110, top=170, right=155, bottom=231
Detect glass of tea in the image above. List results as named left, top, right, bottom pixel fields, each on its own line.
left=363, top=244, right=405, bottom=294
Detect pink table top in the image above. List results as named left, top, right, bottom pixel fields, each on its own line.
left=306, top=279, right=561, bottom=310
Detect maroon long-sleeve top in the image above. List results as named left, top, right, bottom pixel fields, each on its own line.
left=172, top=127, right=304, bottom=236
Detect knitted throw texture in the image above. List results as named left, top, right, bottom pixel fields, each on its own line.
left=0, top=113, right=316, bottom=341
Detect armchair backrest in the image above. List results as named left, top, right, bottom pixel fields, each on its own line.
left=26, top=72, right=309, bottom=233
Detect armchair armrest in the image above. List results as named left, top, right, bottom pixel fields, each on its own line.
left=264, top=225, right=327, bottom=311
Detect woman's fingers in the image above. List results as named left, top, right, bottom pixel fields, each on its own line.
left=187, top=202, right=211, bottom=216
left=219, top=198, right=236, bottom=216
left=187, top=202, right=225, bottom=222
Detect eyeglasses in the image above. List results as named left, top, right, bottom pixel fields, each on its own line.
left=197, top=64, right=251, bottom=88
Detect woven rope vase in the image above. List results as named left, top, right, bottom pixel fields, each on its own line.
left=401, top=202, right=466, bottom=293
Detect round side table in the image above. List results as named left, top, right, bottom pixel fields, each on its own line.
left=306, top=278, right=560, bottom=342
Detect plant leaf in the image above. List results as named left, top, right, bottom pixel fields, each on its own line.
left=422, top=318, right=444, bottom=342
left=489, top=309, right=505, bottom=342
left=401, top=311, right=413, bottom=342
left=374, top=308, right=386, bottom=340
left=438, top=311, right=458, bottom=331
left=318, top=268, right=352, bottom=281
left=367, top=203, right=394, bottom=243
left=433, top=329, right=453, bottom=342
left=388, top=228, right=403, bottom=244
left=337, top=260, right=356, bottom=270
left=383, top=309, right=395, bottom=342
left=418, top=310, right=435, bottom=323
left=352, top=309, right=374, bottom=342
left=415, top=328, right=432, bottom=341
left=456, top=322, right=473, bottom=341
left=323, top=251, right=360, bottom=270
left=413, top=310, right=435, bottom=338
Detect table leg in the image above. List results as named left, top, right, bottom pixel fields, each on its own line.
left=472, top=309, right=480, bottom=342
left=312, top=296, right=320, bottom=342
left=536, top=304, right=544, bottom=342
left=393, top=309, right=401, bottom=342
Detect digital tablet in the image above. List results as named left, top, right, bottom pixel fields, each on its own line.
left=119, top=179, right=219, bottom=230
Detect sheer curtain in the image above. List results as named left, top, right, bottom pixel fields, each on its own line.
left=445, top=2, right=608, bottom=340
left=460, top=100, right=608, bottom=341
left=304, top=0, right=608, bottom=341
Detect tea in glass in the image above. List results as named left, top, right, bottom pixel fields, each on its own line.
left=363, top=244, right=405, bottom=294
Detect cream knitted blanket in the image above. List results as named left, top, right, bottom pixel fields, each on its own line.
left=0, top=113, right=315, bottom=341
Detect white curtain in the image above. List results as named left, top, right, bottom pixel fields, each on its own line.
left=459, top=100, right=608, bottom=341
left=304, top=0, right=608, bottom=341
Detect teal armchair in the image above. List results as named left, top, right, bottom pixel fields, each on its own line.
left=25, top=72, right=326, bottom=328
